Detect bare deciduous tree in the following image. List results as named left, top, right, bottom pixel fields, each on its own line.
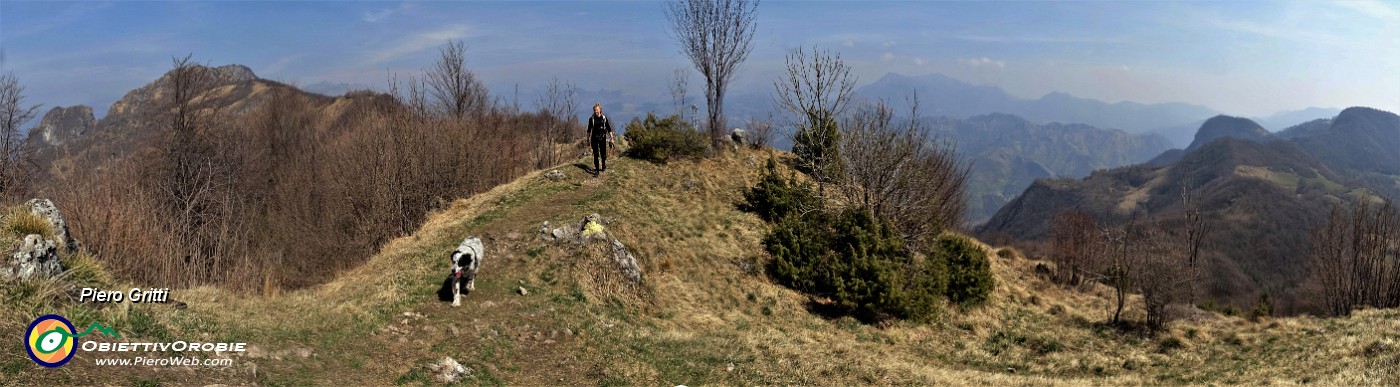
left=1181, top=181, right=1211, bottom=269
left=774, top=46, right=857, bottom=131
left=775, top=46, right=856, bottom=185
left=1176, top=180, right=1211, bottom=305
left=1099, top=224, right=1137, bottom=325
left=1131, top=224, right=1194, bottom=330
left=536, top=76, right=578, bottom=121
left=664, top=0, right=759, bottom=147
left=1050, top=208, right=1201, bottom=329
left=534, top=76, right=579, bottom=166
left=0, top=72, right=40, bottom=197
left=426, top=40, right=490, bottom=119
left=1308, top=200, right=1400, bottom=316
left=161, top=54, right=220, bottom=231
left=1050, top=210, right=1103, bottom=286
left=669, top=68, right=689, bottom=117
left=745, top=113, right=774, bottom=149
left=839, top=97, right=969, bottom=244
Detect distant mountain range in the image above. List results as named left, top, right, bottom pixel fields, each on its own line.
left=979, top=107, right=1400, bottom=312
left=1148, top=107, right=1344, bottom=148
left=922, top=114, right=1173, bottom=223
left=856, top=73, right=1218, bottom=135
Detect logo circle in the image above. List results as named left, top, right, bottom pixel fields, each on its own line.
left=25, top=314, right=77, bottom=368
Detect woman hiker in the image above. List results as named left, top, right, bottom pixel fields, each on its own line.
left=586, top=103, right=616, bottom=175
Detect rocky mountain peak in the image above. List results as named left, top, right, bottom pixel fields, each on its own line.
left=107, top=63, right=259, bottom=118
left=31, top=105, right=95, bottom=145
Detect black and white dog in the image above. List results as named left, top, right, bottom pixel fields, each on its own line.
left=449, top=236, right=483, bottom=307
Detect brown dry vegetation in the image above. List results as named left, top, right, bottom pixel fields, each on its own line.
left=3, top=148, right=1397, bottom=386
left=44, top=56, right=582, bottom=293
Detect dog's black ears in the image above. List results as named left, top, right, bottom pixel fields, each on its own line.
left=449, top=251, right=462, bottom=262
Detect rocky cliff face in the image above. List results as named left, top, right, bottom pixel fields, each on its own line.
left=31, top=105, right=95, bottom=145
left=106, top=64, right=257, bottom=118
left=26, top=64, right=265, bottom=182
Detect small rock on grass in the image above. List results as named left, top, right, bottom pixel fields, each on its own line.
left=426, top=356, right=472, bottom=383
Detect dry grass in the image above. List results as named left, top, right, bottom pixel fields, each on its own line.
left=2, top=206, right=53, bottom=241
left=4, top=148, right=1398, bottom=385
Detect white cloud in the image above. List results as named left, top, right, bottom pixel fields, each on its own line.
left=367, top=24, right=474, bottom=64
left=880, top=52, right=895, bottom=62
left=958, top=57, right=1005, bottom=69
left=363, top=2, right=415, bottom=23
left=842, top=38, right=855, bottom=48
left=914, top=57, right=926, bottom=66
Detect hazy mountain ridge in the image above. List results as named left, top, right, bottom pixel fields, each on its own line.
left=1290, top=107, right=1400, bottom=175
left=858, top=72, right=1219, bottom=134
left=922, top=114, right=1173, bottom=222
left=980, top=108, right=1400, bottom=311
left=1184, top=115, right=1273, bottom=152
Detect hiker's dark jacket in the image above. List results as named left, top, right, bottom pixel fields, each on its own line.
left=587, top=114, right=612, bottom=139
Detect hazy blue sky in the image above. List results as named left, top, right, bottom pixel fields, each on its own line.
left=2, top=1, right=1397, bottom=119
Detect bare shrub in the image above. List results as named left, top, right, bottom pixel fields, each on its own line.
left=745, top=114, right=775, bottom=149
left=1129, top=224, right=1194, bottom=330
left=839, top=99, right=969, bottom=245
left=1308, top=200, right=1400, bottom=316
left=534, top=77, right=579, bottom=167
left=0, top=72, right=39, bottom=199
left=1049, top=210, right=1102, bottom=286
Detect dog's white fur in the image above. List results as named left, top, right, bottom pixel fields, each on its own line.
left=450, top=236, right=483, bottom=307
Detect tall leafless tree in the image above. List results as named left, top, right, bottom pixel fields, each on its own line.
left=669, top=68, right=689, bottom=117
left=0, top=72, right=40, bottom=198
left=1099, top=224, right=1137, bottom=325
left=427, top=40, right=490, bottom=119
left=664, top=0, right=759, bottom=147
left=1181, top=181, right=1211, bottom=269
left=1178, top=180, right=1210, bottom=304
left=161, top=54, right=220, bottom=231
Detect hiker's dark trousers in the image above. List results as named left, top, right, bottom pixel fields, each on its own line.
left=591, top=136, right=608, bottom=172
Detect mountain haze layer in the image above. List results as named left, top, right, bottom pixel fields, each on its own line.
left=857, top=73, right=1219, bottom=134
